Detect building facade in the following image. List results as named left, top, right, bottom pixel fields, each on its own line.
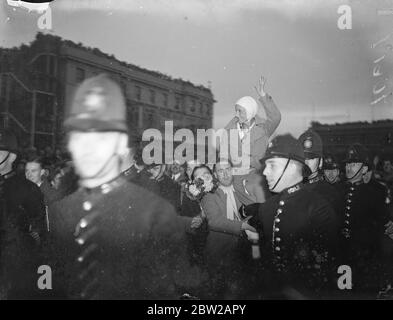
left=311, top=120, right=393, bottom=160
left=0, top=33, right=215, bottom=150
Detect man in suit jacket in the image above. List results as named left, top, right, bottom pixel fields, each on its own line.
left=200, top=159, right=256, bottom=298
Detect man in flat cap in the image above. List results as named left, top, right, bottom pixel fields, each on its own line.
left=298, top=129, right=342, bottom=214
left=48, top=74, right=202, bottom=299
left=246, top=134, right=338, bottom=299
left=0, top=129, right=46, bottom=299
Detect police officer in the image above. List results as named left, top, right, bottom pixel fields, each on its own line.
left=340, top=143, right=390, bottom=297
left=0, top=129, right=46, bottom=299
left=298, top=129, right=342, bottom=214
left=247, top=134, right=339, bottom=298
left=323, top=154, right=341, bottom=184
left=48, top=74, right=201, bottom=299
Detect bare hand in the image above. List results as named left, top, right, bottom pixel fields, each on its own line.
left=241, top=221, right=256, bottom=233
left=254, top=75, right=267, bottom=98
left=191, top=215, right=204, bottom=229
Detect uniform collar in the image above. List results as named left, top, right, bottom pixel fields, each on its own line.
left=281, top=181, right=304, bottom=198
left=0, top=170, right=16, bottom=181
left=83, top=174, right=127, bottom=195
left=308, top=174, right=324, bottom=185
left=122, top=165, right=136, bottom=177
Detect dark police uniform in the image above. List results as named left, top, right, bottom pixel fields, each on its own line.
left=247, top=135, right=339, bottom=298
left=0, top=130, right=46, bottom=298
left=339, top=144, right=390, bottom=297
left=48, top=74, right=201, bottom=299
left=50, top=176, right=199, bottom=299
left=298, top=129, right=343, bottom=214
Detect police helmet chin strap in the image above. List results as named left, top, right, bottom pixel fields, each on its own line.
left=271, top=158, right=291, bottom=192
left=347, top=163, right=364, bottom=181
left=0, top=152, right=10, bottom=167
left=81, top=134, right=122, bottom=181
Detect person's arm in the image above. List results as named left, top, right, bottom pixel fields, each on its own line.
left=201, top=194, right=251, bottom=235
left=254, top=76, right=281, bottom=137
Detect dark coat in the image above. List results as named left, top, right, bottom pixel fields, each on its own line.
left=304, top=174, right=343, bottom=214
left=0, top=172, right=46, bottom=298
left=248, top=182, right=339, bottom=297
left=48, top=175, right=201, bottom=299
left=338, top=181, right=390, bottom=294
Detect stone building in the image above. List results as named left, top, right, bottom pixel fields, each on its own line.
left=0, top=33, right=215, bottom=150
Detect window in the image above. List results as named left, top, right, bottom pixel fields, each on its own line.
left=75, top=67, right=85, bottom=83
left=163, top=93, right=168, bottom=107
left=135, top=86, right=142, bottom=101
left=150, top=89, right=156, bottom=104
left=190, top=99, right=196, bottom=112
left=205, top=104, right=210, bottom=116
left=175, top=97, right=180, bottom=110
left=48, top=55, right=56, bottom=76
left=199, top=102, right=203, bottom=114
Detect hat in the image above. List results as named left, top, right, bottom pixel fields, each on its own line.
left=344, top=143, right=370, bottom=165
left=260, top=134, right=305, bottom=165
left=64, top=74, right=127, bottom=132
left=0, top=129, right=18, bottom=154
left=298, top=129, right=323, bottom=159
left=323, top=153, right=340, bottom=170
left=235, top=96, right=258, bottom=121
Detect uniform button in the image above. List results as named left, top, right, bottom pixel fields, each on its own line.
left=346, top=206, right=351, bottom=210
left=350, top=187, right=355, bottom=191
left=275, top=247, right=281, bottom=251
left=279, top=200, right=285, bottom=206
left=345, top=213, right=350, bottom=217
left=347, top=199, right=352, bottom=204
left=344, top=220, right=349, bottom=224
left=348, top=193, right=353, bottom=197
left=275, top=218, right=280, bottom=223
left=275, top=237, right=281, bottom=242
left=83, top=201, right=92, bottom=211
left=275, top=228, right=280, bottom=232
left=277, top=209, right=283, bottom=214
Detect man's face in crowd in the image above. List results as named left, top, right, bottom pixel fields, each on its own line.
left=215, top=162, right=233, bottom=187
left=305, top=158, right=321, bottom=175
left=383, top=160, right=391, bottom=173
left=193, top=167, right=212, bottom=182
left=25, top=161, right=44, bottom=185
left=363, top=170, right=373, bottom=184
left=148, top=165, right=163, bottom=180
left=171, top=162, right=182, bottom=175
left=235, top=105, right=247, bottom=124
left=324, top=169, right=340, bottom=184
left=68, top=131, right=121, bottom=179
left=345, top=162, right=366, bottom=182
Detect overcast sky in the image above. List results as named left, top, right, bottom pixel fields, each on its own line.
left=1, top=0, right=393, bottom=137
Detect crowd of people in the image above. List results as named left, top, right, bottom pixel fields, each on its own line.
left=0, top=74, right=393, bottom=300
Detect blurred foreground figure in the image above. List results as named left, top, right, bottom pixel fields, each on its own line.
left=0, top=130, right=46, bottom=299
left=49, top=74, right=201, bottom=299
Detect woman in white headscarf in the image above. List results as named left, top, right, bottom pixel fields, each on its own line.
left=223, top=76, right=281, bottom=173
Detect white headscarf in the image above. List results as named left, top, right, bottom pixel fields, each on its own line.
left=235, top=96, right=258, bottom=121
